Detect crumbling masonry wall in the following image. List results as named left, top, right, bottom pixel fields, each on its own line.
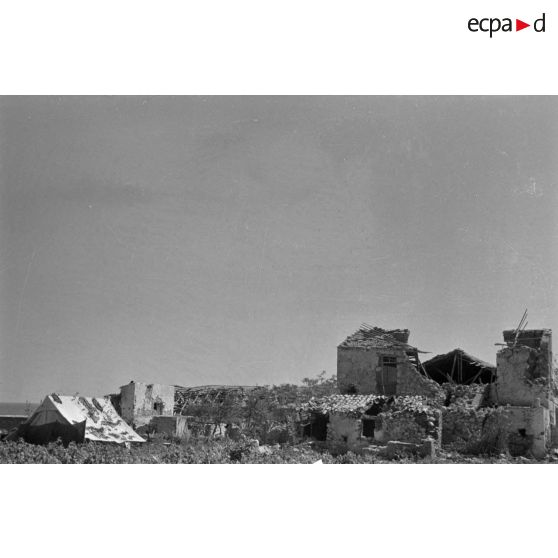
left=337, top=347, right=378, bottom=393
left=338, top=346, right=441, bottom=399
left=495, top=329, right=554, bottom=406
left=441, top=384, right=492, bottom=448
left=502, top=406, right=549, bottom=458
left=442, top=408, right=485, bottom=447
left=442, top=403, right=550, bottom=457
left=120, top=382, right=175, bottom=427
left=325, top=407, right=441, bottom=451
left=495, top=347, right=552, bottom=406
left=480, top=328, right=557, bottom=457
left=375, top=409, right=442, bottom=445
left=326, top=414, right=362, bottom=448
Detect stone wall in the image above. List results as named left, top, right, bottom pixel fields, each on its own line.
left=494, top=329, right=556, bottom=409
left=375, top=409, right=442, bottom=445
left=119, top=382, right=175, bottom=426
left=338, top=346, right=442, bottom=399
left=501, top=406, right=549, bottom=458
left=337, top=347, right=381, bottom=394
left=442, top=407, right=491, bottom=448
left=396, top=361, right=442, bottom=399
left=442, top=405, right=550, bottom=457
left=325, top=407, right=441, bottom=451
left=495, top=346, right=551, bottom=407
left=327, top=413, right=361, bottom=448
left=503, top=329, right=552, bottom=355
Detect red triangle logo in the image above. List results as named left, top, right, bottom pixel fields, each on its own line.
left=516, top=19, right=530, bottom=31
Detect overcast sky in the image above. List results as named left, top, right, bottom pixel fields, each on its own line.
left=1, top=96, right=557, bottom=402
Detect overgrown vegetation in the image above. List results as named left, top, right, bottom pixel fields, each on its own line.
left=1, top=438, right=554, bottom=464
left=178, top=371, right=338, bottom=444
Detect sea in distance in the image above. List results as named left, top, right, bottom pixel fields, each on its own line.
left=0, top=402, right=38, bottom=416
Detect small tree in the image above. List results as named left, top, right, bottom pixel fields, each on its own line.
left=301, top=371, right=338, bottom=399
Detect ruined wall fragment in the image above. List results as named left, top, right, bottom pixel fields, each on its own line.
left=495, top=346, right=551, bottom=406
left=495, top=329, right=554, bottom=406
left=375, top=407, right=442, bottom=445
left=326, top=413, right=362, bottom=448
left=338, top=346, right=442, bottom=399
left=119, top=381, right=175, bottom=426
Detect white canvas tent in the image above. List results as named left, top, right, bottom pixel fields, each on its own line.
left=16, top=394, right=145, bottom=444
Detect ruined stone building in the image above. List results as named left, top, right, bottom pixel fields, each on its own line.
left=111, top=381, right=266, bottom=437
left=494, top=329, right=554, bottom=406
left=299, top=393, right=441, bottom=455
left=326, top=322, right=558, bottom=457
left=433, top=328, right=558, bottom=457
left=337, top=325, right=441, bottom=398
left=440, top=328, right=557, bottom=458
left=104, top=323, right=558, bottom=458
left=118, top=381, right=175, bottom=427
left=298, top=324, right=445, bottom=455
left=491, top=329, right=558, bottom=456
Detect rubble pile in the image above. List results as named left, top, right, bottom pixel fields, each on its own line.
left=441, top=383, right=496, bottom=449
left=442, top=407, right=487, bottom=447
left=441, top=405, right=514, bottom=453
left=442, top=383, right=490, bottom=408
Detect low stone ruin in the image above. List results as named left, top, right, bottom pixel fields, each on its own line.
left=299, top=394, right=441, bottom=456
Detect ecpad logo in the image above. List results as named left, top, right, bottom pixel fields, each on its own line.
left=468, top=13, right=546, bottom=37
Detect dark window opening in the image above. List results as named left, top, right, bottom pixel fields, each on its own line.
left=153, top=401, right=164, bottom=414
left=444, top=391, right=452, bottom=406
left=382, top=356, right=397, bottom=367
left=346, top=384, right=358, bottom=394
left=362, top=417, right=375, bottom=438
left=303, top=414, right=329, bottom=441
left=518, top=428, right=527, bottom=438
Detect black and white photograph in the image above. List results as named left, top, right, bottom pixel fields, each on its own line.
left=1, top=3, right=557, bottom=557
left=1, top=95, right=556, bottom=464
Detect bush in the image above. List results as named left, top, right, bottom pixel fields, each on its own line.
left=1, top=438, right=549, bottom=464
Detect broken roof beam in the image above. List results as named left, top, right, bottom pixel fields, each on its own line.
left=512, top=309, right=528, bottom=346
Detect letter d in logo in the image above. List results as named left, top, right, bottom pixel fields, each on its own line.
left=534, top=13, right=546, bottom=32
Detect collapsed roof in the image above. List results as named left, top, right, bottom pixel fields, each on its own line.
left=300, top=394, right=434, bottom=418
left=422, top=348, right=495, bottom=385
left=502, top=329, right=552, bottom=350
left=15, top=394, right=145, bottom=444
left=174, top=385, right=268, bottom=414
left=338, top=324, right=427, bottom=353
left=301, top=394, right=386, bottom=417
